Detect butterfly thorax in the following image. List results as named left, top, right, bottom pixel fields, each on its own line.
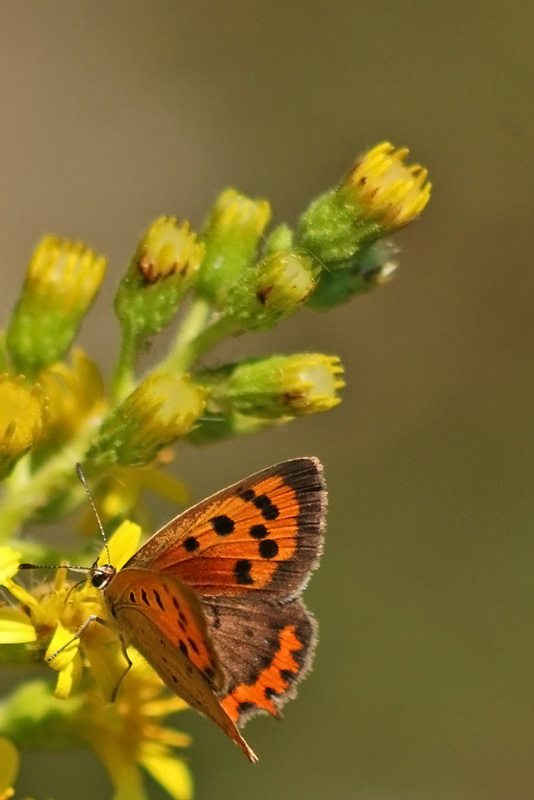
left=90, top=562, right=116, bottom=590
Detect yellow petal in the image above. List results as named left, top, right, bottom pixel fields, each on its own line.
left=0, top=548, right=22, bottom=584
left=0, top=377, right=47, bottom=457
left=0, top=738, right=18, bottom=794
left=83, top=635, right=129, bottom=702
left=0, top=607, right=36, bottom=643
left=95, top=744, right=147, bottom=800
left=45, top=621, right=79, bottom=670
left=2, top=578, right=42, bottom=615
left=140, top=751, right=193, bottom=800
left=54, top=651, right=83, bottom=699
left=140, top=468, right=190, bottom=506
left=98, top=521, right=141, bottom=570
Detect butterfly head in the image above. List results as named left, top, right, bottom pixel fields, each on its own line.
left=89, top=562, right=116, bottom=591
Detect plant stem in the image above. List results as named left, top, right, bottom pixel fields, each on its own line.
left=0, top=428, right=95, bottom=539
left=159, top=298, right=239, bottom=373
left=112, top=328, right=138, bottom=403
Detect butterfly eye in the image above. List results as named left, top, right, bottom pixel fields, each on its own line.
left=91, top=564, right=115, bottom=589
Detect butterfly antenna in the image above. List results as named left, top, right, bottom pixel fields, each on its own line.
left=19, top=563, right=90, bottom=573
left=76, top=463, right=111, bottom=565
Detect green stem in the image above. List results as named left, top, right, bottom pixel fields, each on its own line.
left=0, top=331, right=10, bottom=373
left=112, top=328, right=139, bottom=403
left=173, top=297, right=212, bottom=352
left=162, top=314, right=240, bottom=373
left=159, top=297, right=239, bottom=373
left=0, top=426, right=96, bottom=539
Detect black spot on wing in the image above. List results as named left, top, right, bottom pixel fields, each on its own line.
left=234, top=559, right=254, bottom=585
left=249, top=524, right=268, bottom=539
left=259, top=539, right=279, bottom=559
left=210, top=515, right=235, bottom=536
left=253, top=494, right=279, bottom=520
left=184, top=536, right=199, bottom=552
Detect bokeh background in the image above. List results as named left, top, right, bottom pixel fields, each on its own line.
left=1, top=2, right=533, bottom=798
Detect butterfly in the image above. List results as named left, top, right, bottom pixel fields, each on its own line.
left=86, top=456, right=325, bottom=762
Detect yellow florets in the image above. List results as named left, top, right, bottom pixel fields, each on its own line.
left=345, top=141, right=431, bottom=228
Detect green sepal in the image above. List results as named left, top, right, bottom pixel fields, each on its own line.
left=8, top=307, right=78, bottom=375
left=296, top=187, right=384, bottom=267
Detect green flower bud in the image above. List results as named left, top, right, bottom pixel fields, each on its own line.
left=0, top=376, right=48, bottom=478
left=308, top=239, right=398, bottom=310
left=265, top=223, right=294, bottom=254
left=297, top=142, right=431, bottom=268
left=6, top=236, right=107, bottom=375
left=114, top=217, right=204, bottom=342
left=229, top=251, right=318, bottom=330
left=196, top=189, right=271, bottom=307
left=196, top=353, right=345, bottom=419
left=88, top=372, right=207, bottom=468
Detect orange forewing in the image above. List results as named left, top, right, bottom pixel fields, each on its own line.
left=104, top=570, right=256, bottom=761
left=105, top=568, right=223, bottom=683
left=123, top=458, right=324, bottom=598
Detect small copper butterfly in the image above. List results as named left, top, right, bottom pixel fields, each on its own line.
left=87, top=457, right=325, bottom=762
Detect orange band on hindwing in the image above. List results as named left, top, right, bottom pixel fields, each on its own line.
left=222, top=624, right=305, bottom=722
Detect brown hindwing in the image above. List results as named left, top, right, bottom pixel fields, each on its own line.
left=202, top=595, right=317, bottom=726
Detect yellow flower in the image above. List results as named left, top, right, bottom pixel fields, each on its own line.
left=0, top=547, right=38, bottom=645
left=26, top=235, right=107, bottom=311
left=0, top=737, right=18, bottom=800
left=88, top=373, right=207, bottom=469
left=0, top=523, right=141, bottom=699
left=199, top=353, right=345, bottom=418
left=6, top=235, right=107, bottom=374
left=197, top=188, right=272, bottom=306
left=0, top=525, right=192, bottom=800
left=83, top=651, right=192, bottom=800
left=77, top=463, right=189, bottom=535
left=135, top=217, right=205, bottom=284
left=114, top=217, right=205, bottom=350
left=36, top=348, right=106, bottom=449
left=206, top=188, right=271, bottom=241
left=344, top=141, right=431, bottom=229
left=0, top=377, right=48, bottom=478
left=230, top=251, right=319, bottom=331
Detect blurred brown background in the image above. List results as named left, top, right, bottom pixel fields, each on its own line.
left=2, top=2, right=533, bottom=798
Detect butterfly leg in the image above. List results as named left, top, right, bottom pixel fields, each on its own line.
left=110, top=638, right=133, bottom=702
left=46, top=614, right=107, bottom=663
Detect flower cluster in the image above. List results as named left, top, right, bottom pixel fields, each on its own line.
left=0, top=142, right=430, bottom=798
